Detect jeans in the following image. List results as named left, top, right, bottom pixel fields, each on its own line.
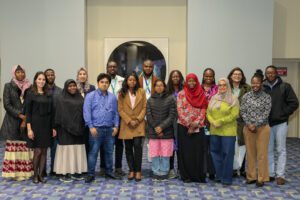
left=268, top=122, right=288, bottom=178
left=100, top=131, right=124, bottom=169
left=88, top=127, right=115, bottom=176
left=210, top=135, right=236, bottom=184
left=50, top=137, right=58, bottom=173
left=152, top=157, right=170, bottom=176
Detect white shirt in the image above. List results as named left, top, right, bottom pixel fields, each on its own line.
left=108, top=75, right=124, bottom=99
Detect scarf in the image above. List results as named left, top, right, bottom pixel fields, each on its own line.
left=11, top=65, right=31, bottom=97
left=76, top=67, right=91, bottom=94
left=183, top=73, right=208, bottom=109
left=56, top=79, right=84, bottom=136
left=208, top=78, right=238, bottom=110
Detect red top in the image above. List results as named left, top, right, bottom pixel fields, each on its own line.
left=177, top=90, right=206, bottom=129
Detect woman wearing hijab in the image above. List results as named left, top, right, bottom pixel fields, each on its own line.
left=76, top=67, right=96, bottom=98
left=53, top=79, right=87, bottom=182
left=76, top=67, right=95, bottom=158
left=207, top=78, right=239, bottom=185
left=0, top=65, right=33, bottom=181
left=177, top=73, right=208, bottom=183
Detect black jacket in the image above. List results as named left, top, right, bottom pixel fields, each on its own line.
left=263, top=77, right=299, bottom=126
left=0, top=81, right=26, bottom=140
left=48, top=84, right=62, bottom=110
left=146, top=92, right=177, bottom=139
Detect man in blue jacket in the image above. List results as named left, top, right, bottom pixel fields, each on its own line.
left=83, top=73, right=120, bottom=183
left=263, top=65, right=299, bottom=185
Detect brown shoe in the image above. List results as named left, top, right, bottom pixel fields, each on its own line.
left=135, top=172, right=142, bottom=182
left=128, top=172, right=135, bottom=180
left=276, top=177, right=285, bottom=185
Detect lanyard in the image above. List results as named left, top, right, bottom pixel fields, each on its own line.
left=144, top=75, right=152, bottom=94
left=111, top=78, right=117, bottom=95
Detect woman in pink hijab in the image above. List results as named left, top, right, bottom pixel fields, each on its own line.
left=0, top=65, right=33, bottom=181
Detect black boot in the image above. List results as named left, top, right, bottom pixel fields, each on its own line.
left=38, top=174, right=47, bottom=183
left=32, top=171, right=39, bottom=184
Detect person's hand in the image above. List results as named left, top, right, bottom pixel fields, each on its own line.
left=28, top=129, right=34, bottom=140
left=112, top=127, right=118, bottom=136
left=18, top=114, right=26, bottom=120
left=158, top=132, right=164, bottom=137
left=20, top=120, right=26, bottom=128
left=187, top=127, right=194, bottom=134
left=129, top=120, right=138, bottom=128
left=190, top=122, right=198, bottom=130
left=155, top=126, right=162, bottom=134
left=212, top=121, right=221, bottom=128
left=90, top=127, right=98, bottom=137
left=248, top=124, right=256, bottom=133
left=52, top=129, right=57, bottom=137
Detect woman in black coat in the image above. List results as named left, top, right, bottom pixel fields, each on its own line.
left=147, top=80, right=177, bottom=179
left=0, top=65, right=33, bottom=181
left=53, top=79, right=87, bottom=182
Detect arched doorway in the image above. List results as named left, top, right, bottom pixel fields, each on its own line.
left=107, top=41, right=167, bottom=80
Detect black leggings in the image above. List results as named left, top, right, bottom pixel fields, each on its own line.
left=125, top=137, right=143, bottom=172
left=33, top=148, right=47, bottom=177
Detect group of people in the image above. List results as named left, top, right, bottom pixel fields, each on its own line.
left=0, top=60, right=298, bottom=188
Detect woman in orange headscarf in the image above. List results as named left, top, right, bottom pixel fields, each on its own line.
left=177, top=73, right=208, bottom=183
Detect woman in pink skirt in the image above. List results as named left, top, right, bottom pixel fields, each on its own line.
left=146, top=80, right=177, bottom=179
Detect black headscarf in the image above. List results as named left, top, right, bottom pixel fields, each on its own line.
left=55, top=79, right=84, bottom=136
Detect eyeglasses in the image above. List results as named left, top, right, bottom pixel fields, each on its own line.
left=218, top=84, right=227, bottom=87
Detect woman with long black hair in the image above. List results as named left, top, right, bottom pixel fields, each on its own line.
left=26, top=72, right=56, bottom=183
left=118, top=72, right=147, bottom=182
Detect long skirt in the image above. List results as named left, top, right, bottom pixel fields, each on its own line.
left=177, top=124, right=206, bottom=182
left=53, top=144, right=87, bottom=175
left=2, top=140, right=33, bottom=180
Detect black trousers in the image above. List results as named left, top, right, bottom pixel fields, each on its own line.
left=84, top=127, right=90, bottom=158
left=170, top=150, right=178, bottom=170
left=124, top=137, right=144, bottom=172
left=205, top=135, right=216, bottom=175
left=100, top=136, right=124, bottom=169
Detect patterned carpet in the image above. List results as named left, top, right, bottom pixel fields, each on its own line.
left=0, top=138, right=299, bottom=200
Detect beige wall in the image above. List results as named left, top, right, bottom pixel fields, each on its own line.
left=273, top=0, right=300, bottom=138
left=273, top=0, right=300, bottom=58
left=87, top=0, right=187, bottom=85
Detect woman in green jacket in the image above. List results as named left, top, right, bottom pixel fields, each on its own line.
left=207, top=78, right=239, bottom=185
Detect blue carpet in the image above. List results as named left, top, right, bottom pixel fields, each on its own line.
left=0, top=138, right=299, bottom=200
